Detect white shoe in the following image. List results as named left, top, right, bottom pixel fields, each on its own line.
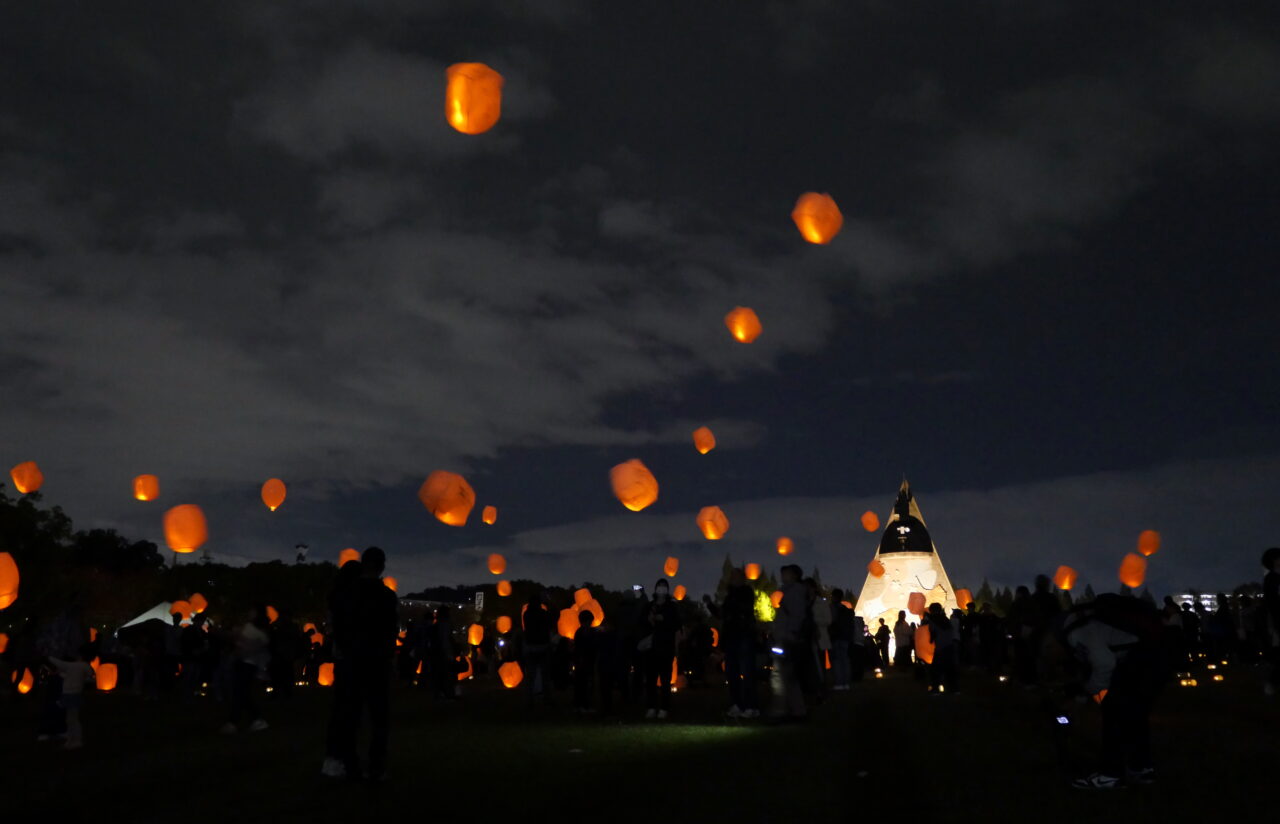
left=644, top=708, right=657, bottom=719
left=219, top=722, right=237, bottom=734
left=320, top=757, right=346, bottom=778
left=248, top=719, right=269, bottom=732
left=725, top=705, right=743, bottom=718
left=657, top=710, right=668, bottom=720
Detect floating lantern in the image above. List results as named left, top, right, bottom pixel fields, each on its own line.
left=776, top=537, right=794, bottom=556
left=1053, top=565, right=1078, bottom=591
left=133, top=474, right=160, bottom=501
left=339, top=548, right=360, bottom=567
left=9, top=461, right=43, bottom=494
left=0, top=552, right=19, bottom=610
left=574, top=588, right=592, bottom=607
left=169, top=600, right=193, bottom=622
left=710, top=628, right=719, bottom=647
left=673, top=585, right=687, bottom=601
left=383, top=576, right=398, bottom=593
left=499, top=661, right=523, bottom=688
left=163, top=504, right=208, bottom=553
left=496, top=616, right=513, bottom=634
left=1118, top=553, right=1147, bottom=589
left=482, top=505, right=498, bottom=525
left=189, top=592, right=208, bottom=614
left=557, top=607, right=581, bottom=640
left=664, top=556, right=680, bottom=577
left=1137, top=530, right=1161, bottom=557
left=317, top=662, right=334, bottom=686
left=310, top=633, right=325, bottom=647
left=770, top=590, right=784, bottom=608
left=914, top=624, right=935, bottom=664
left=745, top=562, right=762, bottom=581
left=445, top=62, right=503, bottom=135
left=791, top=192, right=843, bottom=244
left=17, top=667, right=34, bottom=694
left=861, top=511, right=880, bottom=532
left=724, top=307, right=762, bottom=343
left=692, top=426, right=716, bottom=454
left=96, top=663, right=118, bottom=692
left=907, top=592, right=926, bottom=617
left=487, top=553, right=506, bottom=575
left=467, top=624, right=484, bottom=646
left=261, top=478, right=286, bottom=511
left=265, top=605, right=279, bottom=624
left=867, top=558, right=885, bottom=578
left=955, top=589, right=973, bottom=611
left=610, top=459, right=659, bottom=511
left=697, top=506, right=730, bottom=540
left=418, top=471, right=476, bottom=526
left=581, top=599, right=604, bottom=627
left=497, top=580, right=512, bottom=597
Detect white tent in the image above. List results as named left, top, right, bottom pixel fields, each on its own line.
left=855, top=481, right=959, bottom=628
left=119, top=601, right=178, bottom=630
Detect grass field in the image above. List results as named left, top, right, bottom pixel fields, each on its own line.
left=3, top=662, right=1275, bottom=822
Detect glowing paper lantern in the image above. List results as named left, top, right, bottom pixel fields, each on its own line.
left=261, top=478, right=286, bottom=511
left=558, top=607, right=581, bottom=640
left=189, top=592, right=208, bottom=614
left=610, top=459, right=659, bottom=512
left=303, top=623, right=317, bottom=634
left=9, top=461, right=43, bottom=494
left=96, top=662, right=118, bottom=692
left=445, top=62, right=503, bottom=135
left=867, top=558, right=885, bottom=578
left=955, top=589, right=973, bottom=611
left=467, top=624, right=484, bottom=646
left=499, top=661, right=523, bottom=688
left=497, top=580, right=512, bottom=597
left=457, top=655, right=473, bottom=681
left=163, top=505, right=208, bottom=553
left=791, top=192, right=843, bottom=245
left=1053, top=565, right=1078, bottom=591
left=482, top=506, right=498, bottom=525
left=914, top=624, right=935, bottom=665
left=317, top=662, right=335, bottom=686
left=581, top=599, right=604, bottom=627
left=0, top=552, right=19, bottom=610
left=133, top=474, right=160, bottom=501
left=310, top=633, right=325, bottom=647
left=664, top=556, right=680, bottom=577
left=265, top=605, right=279, bottom=624
left=418, top=471, right=476, bottom=526
left=169, top=600, right=193, bottom=622
left=860, top=511, right=880, bottom=532
left=496, top=616, right=513, bottom=634
left=383, top=576, right=398, bottom=593
left=692, top=426, right=716, bottom=454
left=574, top=588, right=592, bottom=607
left=776, top=537, right=794, bottom=556
left=907, top=592, right=926, bottom=617
left=673, top=585, right=687, bottom=601
left=0, top=633, right=7, bottom=653
left=697, top=506, right=730, bottom=540
left=710, top=627, right=719, bottom=647
left=724, top=307, right=762, bottom=343
left=487, top=553, right=507, bottom=575
left=1118, top=553, right=1147, bottom=589
left=339, top=548, right=360, bottom=567
left=770, top=590, right=784, bottom=609
left=1137, top=530, right=1161, bottom=557
left=745, top=562, right=762, bottom=581
left=17, top=668, right=34, bottom=694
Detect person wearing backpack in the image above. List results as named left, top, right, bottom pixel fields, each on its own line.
left=1061, top=594, right=1171, bottom=790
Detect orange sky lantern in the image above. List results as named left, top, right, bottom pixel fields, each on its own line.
left=169, top=600, right=192, bottom=623
left=9, top=461, right=43, bottom=494
left=710, top=627, right=719, bottom=647
left=557, top=607, right=581, bottom=640
left=163, top=505, right=207, bottom=553
left=697, top=506, right=730, bottom=540
left=791, top=192, right=843, bottom=244
left=746, top=562, right=762, bottom=581
left=861, top=511, right=880, bottom=532
left=467, top=624, right=484, bottom=646
left=574, top=588, right=592, bottom=607
left=1137, top=530, right=1162, bottom=557
left=418, top=471, right=476, bottom=526
left=265, top=605, right=279, bottom=624
left=261, top=478, right=286, bottom=511
left=499, top=661, right=523, bottom=688
left=133, top=474, right=159, bottom=501
left=610, top=459, right=659, bottom=511
left=496, top=615, right=513, bottom=634
left=664, top=556, right=679, bottom=577
left=776, top=537, right=794, bottom=556
left=723, top=306, right=762, bottom=343
left=770, top=590, right=784, bottom=608
left=867, top=558, right=885, bottom=578
left=0, top=633, right=8, bottom=653
left=96, top=662, right=119, bottom=692
left=673, top=584, right=687, bottom=601
left=339, top=548, right=360, bottom=567
left=0, top=552, right=19, bottom=610
left=497, top=580, right=512, bottom=597
left=482, top=505, right=498, bottom=525
left=1119, top=553, right=1147, bottom=589
left=692, top=426, right=716, bottom=454
left=445, top=62, right=503, bottom=135
left=456, top=654, right=473, bottom=681
left=907, top=592, right=926, bottom=617
left=488, top=553, right=506, bottom=575
left=581, top=599, right=604, bottom=627
left=1053, top=565, right=1078, bottom=591
left=914, top=624, right=935, bottom=665
left=17, top=668, right=34, bottom=694
left=383, top=576, right=398, bottom=593
left=955, top=589, right=973, bottom=611
left=317, top=662, right=335, bottom=686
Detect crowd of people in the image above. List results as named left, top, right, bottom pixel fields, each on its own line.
left=3, top=546, right=1279, bottom=791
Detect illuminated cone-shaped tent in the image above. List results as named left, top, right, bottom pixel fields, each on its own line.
left=854, top=481, right=959, bottom=628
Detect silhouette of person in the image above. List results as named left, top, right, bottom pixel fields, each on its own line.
left=572, top=611, right=598, bottom=711
left=641, top=578, right=681, bottom=719
left=521, top=591, right=554, bottom=708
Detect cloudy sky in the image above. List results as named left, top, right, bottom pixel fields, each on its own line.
left=2, top=1, right=1278, bottom=598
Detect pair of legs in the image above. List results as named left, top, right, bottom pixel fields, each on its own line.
left=330, top=658, right=390, bottom=778
left=830, top=640, right=850, bottom=687
left=724, top=636, right=758, bottom=710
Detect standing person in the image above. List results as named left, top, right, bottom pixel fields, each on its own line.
left=641, top=578, right=681, bottom=719
left=162, top=613, right=183, bottom=696
left=710, top=570, right=760, bottom=718
left=180, top=614, right=209, bottom=701
left=807, top=579, right=832, bottom=698
left=893, top=611, right=914, bottom=667
left=322, top=557, right=363, bottom=778
left=926, top=603, right=959, bottom=695
left=331, top=547, right=398, bottom=782
left=221, top=605, right=271, bottom=734
left=769, top=565, right=810, bottom=720
left=429, top=606, right=457, bottom=701
left=48, top=646, right=95, bottom=749
left=572, top=612, right=598, bottom=712
left=828, top=590, right=853, bottom=691
left=849, top=616, right=869, bottom=683
left=521, top=591, right=554, bottom=708
left=1263, top=547, right=1280, bottom=696
left=874, top=618, right=892, bottom=668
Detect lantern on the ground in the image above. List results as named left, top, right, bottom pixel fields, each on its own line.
left=914, top=624, right=935, bottom=664
left=418, top=471, right=476, bottom=526
left=697, top=506, right=730, bottom=540
left=497, top=580, right=512, bottom=597
left=163, top=505, right=207, bottom=553
left=868, top=558, right=885, bottom=578
left=133, top=474, right=159, bottom=501
left=610, top=459, right=659, bottom=511
left=955, top=589, right=973, bottom=611
left=9, top=461, right=43, bottom=494
left=791, top=192, right=843, bottom=244
left=664, top=556, right=679, bottom=577
left=745, top=562, right=761, bottom=580
left=907, top=592, right=926, bottom=617
left=1053, top=565, right=1078, bottom=591
left=0, top=552, right=19, bottom=610
left=445, top=62, right=503, bottom=135
left=487, top=553, right=506, bottom=575
left=339, top=548, right=360, bottom=567
left=383, top=576, right=398, bottom=593
left=1119, top=553, right=1147, bottom=589
left=467, top=624, right=484, bottom=646
left=482, top=506, right=498, bottom=525
left=497, top=616, right=513, bottom=634
left=1137, top=530, right=1161, bottom=557
left=97, top=663, right=118, bottom=692
left=692, top=426, right=716, bottom=454
left=861, top=511, right=880, bottom=532
left=317, top=662, right=335, bottom=686
left=673, top=585, right=687, bottom=601
left=499, top=661, right=523, bottom=688
left=724, top=307, right=762, bottom=343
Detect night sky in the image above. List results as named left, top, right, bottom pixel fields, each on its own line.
left=2, top=1, right=1278, bottom=598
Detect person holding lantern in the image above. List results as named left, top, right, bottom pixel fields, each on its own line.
left=640, top=578, right=681, bottom=719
